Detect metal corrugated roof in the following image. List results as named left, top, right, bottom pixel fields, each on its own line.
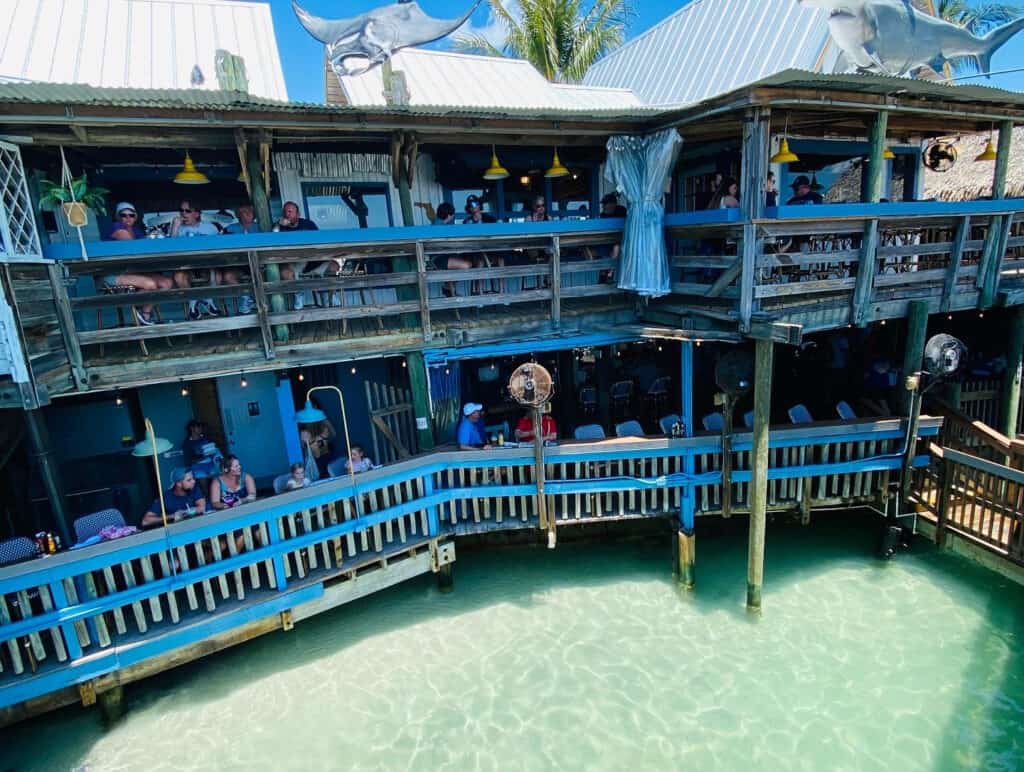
left=0, top=0, right=288, bottom=100
left=0, top=80, right=658, bottom=120
left=584, top=0, right=837, bottom=106
left=337, top=48, right=643, bottom=111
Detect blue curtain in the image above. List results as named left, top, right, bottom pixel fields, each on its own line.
left=604, top=130, right=683, bottom=298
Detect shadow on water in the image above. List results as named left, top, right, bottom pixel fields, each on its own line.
left=4, top=508, right=1020, bottom=770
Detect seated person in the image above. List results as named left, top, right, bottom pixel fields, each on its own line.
left=515, top=409, right=558, bottom=443
left=457, top=402, right=490, bottom=450
left=463, top=195, right=497, bottom=225
left=99, top=202, right=174, bottom=326
left=284, top=462, right=310, bottom=491
left=300, top=415, right=336, bottom=479
left=786, top=176, right=824, bottom=206
left=276, top=201, right=320, bottom=309
left=527, top=196, right=550, bottom=222
left=141, top=468, right=205, bottom=528
left=431, top=202, right=473, bottom=296
left=209, top=454, right=257, bottom=509
left=224, top=202, right=260, bottom=235
left=345, top=445, right=374, bottom=474
left=170, top=199, right=243, bottom=319
left=182, top=419, right=222, bottom=481
left=766, top=172, right=779, bottom=208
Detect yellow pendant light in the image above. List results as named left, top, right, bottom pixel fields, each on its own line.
left=882, top=147, right=896, bottom=160
left=545, top=148, right=570, bottom=179
left=483, top=146, right=509, bottom=181
left=975, top=123, right=998, bottom=162
left=174, top=153, right=210, bottom=184
left=770, top=138, right=799, bottom=164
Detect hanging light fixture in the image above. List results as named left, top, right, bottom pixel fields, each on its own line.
left=545, top=148, right=570, bottom=179
left=483, top=146, right=509, bottom=181
left=240, top=373, right=248, bottom=388
left=114, top=389, right=124, bottom=407
left=882, top=147, right=896, bottom=160
left=180, top=380, right=190, bottom=397
left=975, top=125, right=998, bottom=162
left=770, top=115, right=799, bottom=164
left=174, top=152, right=210, bottom=185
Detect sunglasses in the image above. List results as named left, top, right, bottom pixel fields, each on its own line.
left=179, top=207, right=195, bottom=214
left=118, top=211, right=137, bottom=218
left=533, top=204, right=546, bottom=210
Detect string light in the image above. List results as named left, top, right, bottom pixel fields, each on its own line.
left=350, top=366, right=357, bottom=375
left=297, top=371, right=305, bottom=382
left=180, top=380, right=189, bottom=397
left=401, top=361, right=407, bottom=368
left=240, top=373, right=248, bottom=388
left=114, top=390, right=124, bottom=406
left=881, top=319, right=887, bottom=326
left=979, top=312, right=985, bottom=318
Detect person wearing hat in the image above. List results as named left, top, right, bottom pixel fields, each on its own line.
left=600, top=192, right=627, bottom=219
left=457, top=402, right=490, bottom=450
left=141, top=468, right=206, bottom=528
left=786, top=175, right=824, bottom=206
left=99, top=202, right=175, bottom=326
left=463, top=195, right=496, bottom=224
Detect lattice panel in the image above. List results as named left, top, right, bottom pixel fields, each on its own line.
left=0, top=140, right=42, bottom=260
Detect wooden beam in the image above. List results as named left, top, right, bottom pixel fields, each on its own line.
left=550, top=235, right=561, bottom=330
left=246, top=251, right=276, bottom=360
left=979, top=215, right=1014, bottom=308
left=940, top=215, right=970, bottom=313
left=739, top=107, right=769, bottom=334
left=898, top=300, right=929, bottom=415
left=371, top=414, right=410, bottom=459
left=747, top=338, right=773, bottom=611
left=244, top=138, right=288, bottom=342
left=1000, top=306, right=1024, bottom=439
left=993, top=119, right=1014, bottom=201
left=862, top=110, right=888, bottom=204
left=707, top=256, right=743, bottom=298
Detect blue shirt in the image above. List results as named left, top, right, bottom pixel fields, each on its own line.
left=147, top=487, right=202, bottom=521
left=456, top=417, right=487, bottom=447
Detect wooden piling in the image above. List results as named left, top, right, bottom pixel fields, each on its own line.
left=406, top=352, right=435, bottom=451
left=437, top=563, right=454, bottom=593
left=747, top=339, right=774, bottom=611
left=898, top=300, right=929, bottom=415
left=676, top=529, right=695, bottom=589
left=1000, top=306, right=1024, bottom=439
left=98, top=685, right=124, bottom=724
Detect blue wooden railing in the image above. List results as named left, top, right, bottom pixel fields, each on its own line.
left=0, top=416, right=940, bottom=710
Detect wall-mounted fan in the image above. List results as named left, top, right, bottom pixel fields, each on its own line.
left=923, top=141, right=958, bottom=173
left=923, top=334, right=968, bottom=382
left=508, top=363, right=554, bottom=407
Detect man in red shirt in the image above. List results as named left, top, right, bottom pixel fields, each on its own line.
left=515, top=410, right=558, bottom=443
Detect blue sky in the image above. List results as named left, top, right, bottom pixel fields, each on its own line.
left=272, top=0, right=1024, bottom=103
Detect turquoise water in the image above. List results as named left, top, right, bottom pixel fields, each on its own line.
left=4, top=516, right=1024, bottom=771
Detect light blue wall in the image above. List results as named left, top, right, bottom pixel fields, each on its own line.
left=46, top=399, right=135, bottom=462
left=216, top=372, right=290, bottom=484
left=138, top=382, right=197, bottom=485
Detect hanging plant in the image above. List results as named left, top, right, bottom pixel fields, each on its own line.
left=38, top=174, right=109, bottom=226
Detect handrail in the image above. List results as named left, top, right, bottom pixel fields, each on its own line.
left=0, top=415, right=941, bottom=586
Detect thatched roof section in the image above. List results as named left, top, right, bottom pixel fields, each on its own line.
left=823, top=128, right=1024, bottom=203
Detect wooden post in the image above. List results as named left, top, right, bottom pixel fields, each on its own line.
left=406, top=352, right=434, bottom=451
left=534, top=406, right=555, bottom=548
left=851, top=111, right=888, bottom=326
left=676, top=529, right=695, bottom=589
left=414, top=241, right=432, bottom=343
left=739, top=107, right=769, bottom=333
left=244, top=140, right=288, bottom=342
left=721, top=393, right=734, bottom=518
left=993, top=119, right=1014, bottom=201
left=978, top=121, right=1014, bottom=308
left=1000, top=306, right=1024, bottom=439
left=934, top=454, right=952, bottom=548
left=550, top=235, right=561, bottom=329
left=898, top=300, right=929, bottom=415
left=437, top=563, right=454, bottom=592
left=747, top=339, right=773, bottom=611
left=98, top=685, right=124, bottom=723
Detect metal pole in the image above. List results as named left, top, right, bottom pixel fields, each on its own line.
left=678, top=341, right=696, bottom=587
left=747, top=339, right=773, bottom=611
left=24, top=408, right=70, bottom=546
left=306, top=385, right=361, bottom=515
left=721, top=393, right=734, bottom=519
left=146, top=418, right=168, bottom=528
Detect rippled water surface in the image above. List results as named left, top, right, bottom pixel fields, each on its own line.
left=4, top=517, right=1024, bottom=771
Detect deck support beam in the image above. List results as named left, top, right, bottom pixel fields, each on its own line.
left=98, top=685, right=124, bottom=724
left=898, top=300, right=929, bottom=416
left=436, top=563, right=454, bottom=593
left=747, top=338, right=774, bottom=611
left=677, top=341, right=697, bottom=587
left=676, top=529, right=696, bottom=589
left=1000, top=306, right=1024, bottom=439
left=978, top=120, right=1014, bottom=309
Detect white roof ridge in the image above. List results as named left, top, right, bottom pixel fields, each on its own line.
left=395, top=48, right=535, bottom=66
left=549, top=82, right=637, bottom=94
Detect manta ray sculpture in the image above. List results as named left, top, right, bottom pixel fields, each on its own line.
left=292, top=0, right=482, bottom=78
left=799, top=0, right=1024, bottom=76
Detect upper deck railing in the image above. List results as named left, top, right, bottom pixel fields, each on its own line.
left=0, top=415, right=940, bottom=711
left=4, top=200, right=1024, bottom=398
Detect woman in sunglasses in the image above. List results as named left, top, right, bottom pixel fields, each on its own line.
left=100, top=202, right=173, bottom=326
left=170, top=199, right=241, bottom=319
left=527, top=196, right=550, bottom=222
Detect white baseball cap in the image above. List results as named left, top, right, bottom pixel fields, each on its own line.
left=115, top=202, right=137, bottom=215
left=463, top=402, right=483, bottom=416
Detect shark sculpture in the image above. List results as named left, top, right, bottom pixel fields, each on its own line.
left=799, top=0, right=1024, bottom=76
left=292, top=0, right=482, bottom=78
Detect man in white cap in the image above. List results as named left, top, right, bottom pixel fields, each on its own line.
left=456, top=402, right=489, bottom=450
